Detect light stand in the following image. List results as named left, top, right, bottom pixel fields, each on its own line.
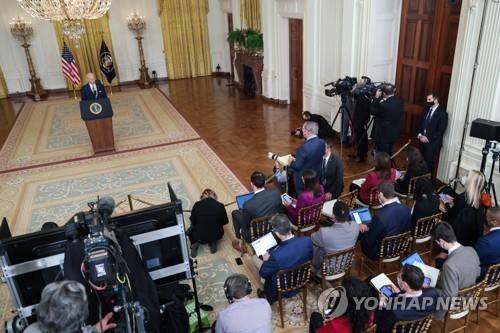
left=190, top=258, right=213, bottom=332
left=330, top=93, right=354, bottom=157
left=9, top=17, right=47, bottom=101
left=485, top=144, right=499, bottom=207
left=127, top=12, right=152, bottom=88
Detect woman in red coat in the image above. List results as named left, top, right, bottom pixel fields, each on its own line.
left=358, top=152, right=397, bottom=204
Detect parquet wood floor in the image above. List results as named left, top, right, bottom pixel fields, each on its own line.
left=0, top=77, right=498, bottom=332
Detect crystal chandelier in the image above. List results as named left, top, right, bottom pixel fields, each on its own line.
left=17, top=0, right=112, bottom=44
left=127, top=12, right=146, bottom=37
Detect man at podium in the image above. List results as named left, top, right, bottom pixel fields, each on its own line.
left=81, top=72, right=107, bottom=100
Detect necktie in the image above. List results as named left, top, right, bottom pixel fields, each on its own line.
left=322, top=159, right=327, bottom=184
left=92, top=84, right=97, bottom=98
left=424, top=108, right=434, bottom=134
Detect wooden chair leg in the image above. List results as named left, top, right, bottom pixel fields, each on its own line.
left=442, top=314, right=448, bottom=333
left=360, top=256, right=364, bottom=275
left=322, top=276, right=326, bottom=290
left=497, top=288, right=500, bottom=317
left=279, top=294, right=284, bottom=328
left=303, top=286, right=308, bottom=322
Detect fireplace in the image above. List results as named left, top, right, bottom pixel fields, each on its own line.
left=234, top=52, right=263, bottom=96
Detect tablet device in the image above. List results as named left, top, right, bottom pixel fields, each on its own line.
left=235, top=192, right=255, bottom=209
left=251, top=232, right=278, bottom=257
left=401, top=251, right=425, bottom=267
left=350, top=208, right=372, bottom=224
left=281, top=193, right=293, bottom=205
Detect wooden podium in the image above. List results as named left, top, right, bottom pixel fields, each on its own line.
left=80, top=98, right=115, bottom=154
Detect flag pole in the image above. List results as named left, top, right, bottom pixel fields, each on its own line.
left=109, top=80, right=113, bottom=96
left=72, top=84, right=77, bottom=100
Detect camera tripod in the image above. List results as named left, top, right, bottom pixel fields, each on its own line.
left=481, top=141, right=500, bottom=207
left=330, top=93, right=354, bottom=157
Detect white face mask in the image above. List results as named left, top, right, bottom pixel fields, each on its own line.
left=461, top=175, right=467, bottom=185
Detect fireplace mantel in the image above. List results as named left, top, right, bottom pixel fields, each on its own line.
left=234, top=52, right=263, bottom=95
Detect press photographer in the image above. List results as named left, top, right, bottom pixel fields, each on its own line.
left=370, top=83, right=404, bottom=156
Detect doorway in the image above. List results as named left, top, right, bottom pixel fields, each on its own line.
left=289, top=18, right=303, bottom=108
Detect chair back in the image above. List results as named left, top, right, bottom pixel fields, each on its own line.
left=368, top=188, right=381, bottom=206
left=249, top=214, right=274, bottom=243
left=338, top=189, right=358, bottom=209
left=391, top=315, right=433, bottom=333
left=413, top=212, right=442, bottom=243
left=380, top=231, right=413, bottom=262
left=362, top=324, right=377, bottom=333
left=297, top=202, right=324, bottom=230
left=276, top=261, right=312, bottom=293
left=484, top=262, right=500, bottom=292
left=321, top=247, right=355, bottom=281
left=407, top=173, right=431, bottom=198
left=447, top=281, right=485, bottom=319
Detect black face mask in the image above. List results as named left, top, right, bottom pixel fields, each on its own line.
left=425, top=101, right=434, bottom=108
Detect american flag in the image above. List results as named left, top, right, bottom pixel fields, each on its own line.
left=61, top=43, right=81, bottom=85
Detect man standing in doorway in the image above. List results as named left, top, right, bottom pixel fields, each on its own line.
left=417, top=92, right=448, bottom=175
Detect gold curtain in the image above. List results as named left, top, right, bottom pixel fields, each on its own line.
left=0, top=66, right=7, bottom=99
left=54, top=16, right=119, bottom=89
left=158, top=0, right=212, bottom=79
left=241, top=0, right=261, bottom=31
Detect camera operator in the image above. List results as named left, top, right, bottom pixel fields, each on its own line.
left=350, top=80, right=372, bottom=163
left=370, top=84, right=404, bottom=156
left=25, top=280, right=116, bottom=333
left=291, top=111, right=336, bottom=140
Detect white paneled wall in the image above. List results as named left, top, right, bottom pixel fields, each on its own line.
left=207, top=0, right=232, bottom=74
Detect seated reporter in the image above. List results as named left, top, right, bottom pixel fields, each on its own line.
left=189, top=189, right=228, bottom=257
left=376, top=265, right=438, bottom=333
left=25, top=280, right=115, bottom=333
left=359, top=183, right=411, bottom=261
left=214, top=274, right=272, bottom=333
left=311, top=201, right=359, bottom=276
left=309, top=278, right=374, bottom=333
left=475, top=207, right=500, bottom=279
left=259, top=214, right=313, bottom=303
left=284, top=169, right=325, bottom=225
left=395, top=146, right=428, bottom=195
left=355, top=152, right=397, bottom=204
left=411, top=178, right=440, bottom=231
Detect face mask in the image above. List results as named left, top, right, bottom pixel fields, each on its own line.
left=461, top=175, right=467, bottom=185
left=425, top=101, right=434, bottom=108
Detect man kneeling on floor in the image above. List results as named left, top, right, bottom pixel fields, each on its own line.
left=258, top=214, right=313, bottom=303
left=214, top=274, right=272, bottom=333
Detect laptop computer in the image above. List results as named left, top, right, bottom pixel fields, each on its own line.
left=350, top=207, right=372, bottom=224
left=235, top=192, right=255, bottom=209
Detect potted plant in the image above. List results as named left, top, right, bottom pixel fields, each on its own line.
left=227, top=29, right=263, bottom=56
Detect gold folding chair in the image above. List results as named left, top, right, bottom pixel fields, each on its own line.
left=292, top=202, right=323, bottom=236
left=276, top=261, right=312, bottom=328
left=442, top=281, right=485, bottom=333
left=360, top=231, right=413, bottom=277
left=320, top=247, right=355, bottom=289
left=392, top=315, right=433, bottom=333
left=413, top=212, right=442, bottom=261
left=338, top=189, right=358, bottom=209
left=356, top=187, right=383, bottom=213
left=477, top=262, right=500, bottom=324
left=396, top=173, right=431, bottom=205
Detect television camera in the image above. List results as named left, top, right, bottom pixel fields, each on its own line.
left=324, top=76, right=357, bottom=97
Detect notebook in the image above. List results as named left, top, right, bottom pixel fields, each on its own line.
left=370, top=273, right=396, bottom=298
left=251, top=232, right=278, bottom=257
left=401, top=252, right=439, bottom=287
left=235, top=192, right=255, bottom=209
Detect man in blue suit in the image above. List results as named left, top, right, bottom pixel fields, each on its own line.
left=259, top=214, right=313, bottom=303
left=360, top=182, right=411, bottom=260
left=288, top=121, right=325, bottom=194
left=81, top=72, right=108, bottom=101
left=475, top=207, right=500, bottom=278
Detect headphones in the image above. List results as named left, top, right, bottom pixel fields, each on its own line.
left=223, top=274, right=252, bottom=302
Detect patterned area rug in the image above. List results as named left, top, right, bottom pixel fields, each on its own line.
left=0, top=89, right=199, bottom=171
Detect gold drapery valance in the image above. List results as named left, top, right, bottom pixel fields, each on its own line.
left=54, top=16, right=119, bottom=89
left=241, top=0, right=261, bottom=31
left=0, top=66, right=8, bottom=99
left=157, top=0, right=212, bottom=79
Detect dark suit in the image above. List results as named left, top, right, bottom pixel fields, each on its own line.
left=81, top=80, right=108, bottom=100
left=370, top=95, right=404, bottom=155
left=353, top=95, right=371, bottom=159
left=259, top=236, right=313, bottom=303
left=417, top=106, right=448, bottom=172
left=474, top=229, right=500, bottom=278
left=360, top=201, right=411, bottom=260
left=189, top=198, right=228, bottom=244
left=289, top=136, right=325, bottom=194
left=321, top=153, right=344, bottom=199
left=411, top=194, right=440, bottom=231
left=376, top=288, right=438, bottom=333
left=395, top=160, right=428, bottom=195
left=231, top=189, right=283, bottom=242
